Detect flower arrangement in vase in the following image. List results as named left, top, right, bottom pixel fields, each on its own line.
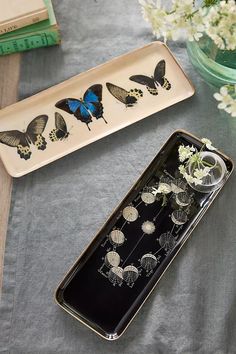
left=139, top=0, right=236, bottom=117
left=178, top=138, right=227, bottom=193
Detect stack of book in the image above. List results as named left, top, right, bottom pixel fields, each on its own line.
left=0, top=0, right=60, bottom=55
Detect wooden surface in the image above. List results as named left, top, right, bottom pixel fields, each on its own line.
left=0, top=53, right=20, bottom=294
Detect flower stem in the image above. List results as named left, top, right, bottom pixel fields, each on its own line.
left=162, top=194, right=167, bottom=206
left=202, top=160, right=215, bottom=168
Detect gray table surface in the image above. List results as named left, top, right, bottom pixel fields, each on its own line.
left=1, top=1, right=236, bottom=353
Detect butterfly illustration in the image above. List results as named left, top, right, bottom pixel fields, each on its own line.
left=0, top=115, right=48, bottom=160
left=106, top=82, right=143, bottom=107
left=49, top=113, right=70, bottom=142
left=129, top=59, right=171, bottom=95
left=55, top=84, right=107, bottom=131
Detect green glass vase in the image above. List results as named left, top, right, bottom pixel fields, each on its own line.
left=187, top=35, right=236, bottom=88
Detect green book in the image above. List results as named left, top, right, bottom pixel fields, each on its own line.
left=0, top=0, right=60, bottom=55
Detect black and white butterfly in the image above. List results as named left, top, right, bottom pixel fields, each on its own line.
left=129, top=59, right=171, bottom=95
left=55, top=84, right=107, bottom=131
left=0, top=115, right=48, bottom=160
left=49, top=113, right=70, bottom=142
left=106, top=82, right=143, bottom=107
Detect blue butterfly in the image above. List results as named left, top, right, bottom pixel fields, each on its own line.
left=55, top=84, right=107, bottom=131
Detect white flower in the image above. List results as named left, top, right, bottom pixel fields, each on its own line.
left=139, top=0, right=170, bottom=39
left=225, top=34, right=236, bottom=51
left=189, top=13, right=205, bottom=42
left=226, top=100, right=236, bottom=117
left=209, top=35, right=225, bottom=50
left=193, top=167, right=210, bottom=179
left=205, top=25, right=218, bottom=37
left=173, top=0, right=193, bottom=15
left=192, top=178, right=203, bottom=186
left=191, top=13, right=204, bottom=28
left=183, top=173, right=194, bottom=183
left=178, top=164, right=186, bottom=175
left=213, top=86, right=233, bottom=110
left=214, top=85, right=236, bottom=118
left=139, top=0, right=236, bottom=50
left=187, top=26, right=203, bottom=42
left=155, top=182, right=172, bottom=194
left=201, top=138, right=216, bottom=151
left=183, top=172, right=202, bottom=186
left=188, top=153, right=200, bottom=164
left=177, top=137, right=218, bottom=186
left=139, top=0, right=201, bottom=42
left=203, top=0, right=236, bottom=51
left=178, top=145, right=195, bottom=162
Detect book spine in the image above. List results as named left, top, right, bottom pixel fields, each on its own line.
left=0, top=10, right=49, bottom=35
left=0, top=28, right=60, bottom=55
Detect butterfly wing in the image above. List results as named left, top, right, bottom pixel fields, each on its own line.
left=0, top=130, right=31, bottom=160
left=50, top=113, right=69, bottom=142
left=84, top=101, right=103, bottom=119
left=154, top=60, right=166, bottom=85
left=154, top=60, right=171, bottom=90
left=129, top=75, right=158, bottom=95
left=55, top=98, right=93, bottom=129
left=26, top=115, right=48, bottom=151
left=106, top=82, right=137, bottom=107
left=55, top=98, right=81, bottom=117
left=84, top=84, right=102, bottom=102
left=83, top=85, right=106, bottom=123
left=129, top=75, right=156, bottom=88
left=106, top=82, right=127, bottom=104
left=0, top=130, right=23, bottom=147
left=55, top=98, right=79, bottom=115
left=55, top=112, right=68, bottom=133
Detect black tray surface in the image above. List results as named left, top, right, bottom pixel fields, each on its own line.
left=56, top=131, right=233, bottom=340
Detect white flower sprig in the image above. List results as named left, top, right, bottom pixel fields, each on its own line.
left=139, top=0, right=236, bottom=118
left=139, top=0, right=236, bottom=50
left=152, top=182, right=172, bottom=206
left=178, top=145, right=195, bottom=162
left=213, top=85, right=236, bottom=117
left=139, top=0, right=205, bottom=42
left=178, top=138, right=216, bottom=186
left=202, top=0, right=236, bottom=51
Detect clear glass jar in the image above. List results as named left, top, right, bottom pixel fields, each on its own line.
left=187, top=151, right=227, bottom=193
left=187, top=35, right=236, bottom=88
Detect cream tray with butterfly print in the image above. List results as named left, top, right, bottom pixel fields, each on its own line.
left=0, top=42, right=194, bottom=177
left=55, top=131, right=233, bottom=340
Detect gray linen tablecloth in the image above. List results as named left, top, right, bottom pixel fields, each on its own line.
left=1, top=1, right=236, bottom=353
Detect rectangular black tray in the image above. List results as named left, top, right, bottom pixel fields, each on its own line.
left=55, top=130, right=234, bottom=340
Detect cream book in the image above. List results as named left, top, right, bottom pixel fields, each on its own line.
left=0, top=0, right=48, bottom=34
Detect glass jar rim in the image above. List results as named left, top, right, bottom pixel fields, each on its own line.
left=187, top=40, right=236, bottom=84
left=188, top=151, right=227, bottom=187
